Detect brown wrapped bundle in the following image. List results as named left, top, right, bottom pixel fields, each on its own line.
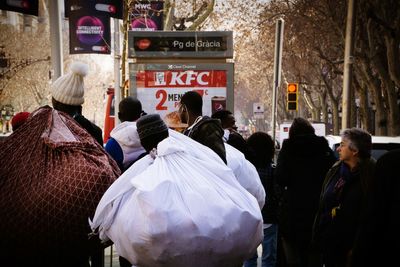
left=0, top=106, right=120, bottom=266
left=163, top=111, right=188, bottom=133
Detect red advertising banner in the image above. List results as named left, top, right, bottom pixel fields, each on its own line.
left=136, top=70, right=227, bottom=88
left=130, top=1, right=163, bottom=31
left=69, top=10, right=111, bottom=54
left=0, top=0, right=39, bottom=16
left=134, top=69, right=228, bottom=118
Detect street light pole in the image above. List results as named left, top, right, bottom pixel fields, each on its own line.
left=271, top=18, right=284, bottom=143
left=114, top=18, right=121, bottom=126
left=342, top=0, right=356, bottom=130
left=49, top=0, right=63, bottom=80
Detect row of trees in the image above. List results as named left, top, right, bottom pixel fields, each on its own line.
left=1, top=0, right=398, bottom=135
left=250, top=0, right=399, bottom=135
left=0, top=15, right=51, bottom=112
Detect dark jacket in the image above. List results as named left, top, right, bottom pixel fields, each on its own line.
left=351, top=149, right=400, bottom=267
left=184, top=116, right=227, bottom=164
left=73, top=114, right=103, bottom=146
left=312, top=158, right=375, bottom=266
left=275, top=134, right=336, bottom=243
left=228, top=131, right=255, bottom=163
left=258, top=164, right=279, bottom=224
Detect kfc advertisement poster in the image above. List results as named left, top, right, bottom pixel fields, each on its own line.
left=130, top=64, right=234, bottom=119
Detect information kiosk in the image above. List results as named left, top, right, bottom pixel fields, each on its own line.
left=128, top=31, right=234, bottom=119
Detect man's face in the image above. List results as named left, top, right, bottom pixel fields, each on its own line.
left=223, top=114, right=237, bottom=131
left=178, top=102, right=187, bottom=124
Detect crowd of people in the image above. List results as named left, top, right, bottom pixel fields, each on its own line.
left=1, top=61, right=399, bottom=267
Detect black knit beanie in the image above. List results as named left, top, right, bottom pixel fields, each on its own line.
left=136, top=114, right=169, bottom=140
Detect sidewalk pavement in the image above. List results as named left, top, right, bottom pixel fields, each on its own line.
left=103, top=245, right=262, bottom=267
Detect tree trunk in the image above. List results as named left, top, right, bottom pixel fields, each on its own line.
left=365, top=17, right=400, bottom=135
left=303, top=88, right=319, bottom=121
left=371, top=51, right=400, bottom=136
left=322, top=74, right=341, bottom=134
left=163, top=0, right=175, bottom=31
left=319, top=90, right=328, bottom=124
left=350, top=83, right=357, bottom=127
left=383, top=34, right=400, bottom=135
left=384, top=29, right=400, bottom=89
left=354, top=73, right=371, bottom=131
left=332, top=103, right=340, bottom=135
left=357, top=61, right=386, bottom=135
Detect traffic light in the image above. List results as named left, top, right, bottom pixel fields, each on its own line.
left=287, top=83, right=298, bottom=111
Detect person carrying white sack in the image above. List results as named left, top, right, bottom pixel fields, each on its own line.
left=225, top=141, right=266, bottom=209
left=90, top=114, right=264, bottom=267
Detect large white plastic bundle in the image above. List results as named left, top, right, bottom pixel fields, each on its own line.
left=225, top=143, right=266, bottom=209
left=91, top=130, right=263, bottom=267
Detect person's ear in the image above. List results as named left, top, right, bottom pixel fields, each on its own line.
left=179, top=103, right=187, bottom=113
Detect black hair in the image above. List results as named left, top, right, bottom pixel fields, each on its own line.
left=180, top=91, right=203, bottom=114
left=211, top=110, right=232, bottom=122
left=118, top=96, right=142, bottom=122
left=247, top=131, right=275, bottom=168
left=289, top=117, right=315, bottom=138
left=140, top=131, right=169, bottom=153
left=211, top=109, right=237, bottom=130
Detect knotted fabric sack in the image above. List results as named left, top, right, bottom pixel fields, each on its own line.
left=91, top=130, right=263, bottom=267
left=0, top=106, right=120, bottom=265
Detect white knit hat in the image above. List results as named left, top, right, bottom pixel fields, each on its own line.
left=51, top=61, right=89, bottom=105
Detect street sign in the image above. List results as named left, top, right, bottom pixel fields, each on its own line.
left=253, top=103, right=264, bottom=119
left=128, top=31, right=233, bottom=58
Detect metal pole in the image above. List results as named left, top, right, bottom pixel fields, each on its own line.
left=271, top=18, right=284, bottom=142
left=49, top=0, right=63, bottom=80
left=342, top=0, right=356, bottom=130
left=114, top=18, right=121, bottom=126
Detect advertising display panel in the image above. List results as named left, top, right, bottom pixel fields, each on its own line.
left=69, top=10, right=111, bottom=54
left=65, top=0, right=124, bottom=19
left=130, top=1, right=164, bottom=31
left=129, top=63, right=234, bottom=120
left=0, top=0, right=38, bottom=16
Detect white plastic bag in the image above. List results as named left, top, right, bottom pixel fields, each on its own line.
left=171, top=130, right=265, bottom=208
left=89, top=154, right=154, bottom=241
left=225, top=143, right=266, bottom=208
left=91, top=130, right=263, bottom=267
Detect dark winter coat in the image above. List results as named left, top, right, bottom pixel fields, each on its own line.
left=227, top=131, right=255, bottom=162
left=73, top=113, right=103, bottom=146
left=184, top=116, right=227, bottom=164
left=275, top=134, right=336, bottom=244
left=258, top=164, right=279, bottom=224
left=312, top=158, right=375, bottom=266
left=351, top=149, right=400, bottom=267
